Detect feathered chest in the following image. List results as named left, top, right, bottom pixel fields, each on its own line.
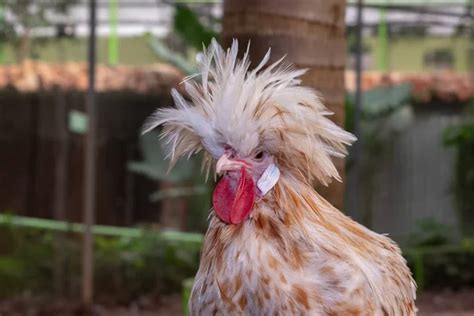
left=188, top=188, right=416, bottom=316
left=189, top=215, right=319, bottom=315
left=188, top=212, right=373, bottom=316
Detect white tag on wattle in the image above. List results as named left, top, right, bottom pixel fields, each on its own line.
left=257, top=163, right=280, bottom=196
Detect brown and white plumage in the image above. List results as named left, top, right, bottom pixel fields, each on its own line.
left=144, top=39, right=416, bottom=315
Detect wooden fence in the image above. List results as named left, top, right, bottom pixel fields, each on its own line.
left=0, top=89, right=171, bottom=225
left=361, top=112, right=462, bottom=241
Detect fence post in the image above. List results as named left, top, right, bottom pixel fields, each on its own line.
left=82, top=0, right=97, bottom=308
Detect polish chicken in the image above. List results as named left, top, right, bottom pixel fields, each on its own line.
left=144, top=39, right=416, bottom=315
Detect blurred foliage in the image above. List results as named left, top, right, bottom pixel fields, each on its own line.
left=406, top=239, right=474, bottom=290
left=345, top=83, right=413, bottom=146
left=2, top=223, right=474, bottom=299
left=0, top=225, right=200, bottom=301
left=148, top=4, right=218, bottom=74
left=345, top=83, right=412, bottom=126
left=407, top=218, right=454, bottom=248
left=345, top=84, right=414, bottom=226
left=129, top=130, right=212, bottom=231
left=0, top=225, right=55, bottom=297
left=443, top=111, right=474, bottom=237
left=94, top=231, right=200, bottom=300
left=444, top=121, right=474, bottom=146
left=0, top=0, right=78, bottom=62
left=129, top=131, right=201, bottom=184
left=147, top=35, right=198, bottom=75
left=182, top=277, right=194, bottom=316
left=404, top=217, right=473, bottom=291
left=173, top=4, right=218, bottom=51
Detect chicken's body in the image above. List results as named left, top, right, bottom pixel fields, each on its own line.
left=144, top=39, right=416, bottom=315
left=191, top=175, right=415, bottom=315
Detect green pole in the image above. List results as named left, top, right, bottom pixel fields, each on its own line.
left=377, top=7, right=388, bottom=72
left=0, top=213, right=204, bottom=243
left=108, top=0, right=119, bottom=65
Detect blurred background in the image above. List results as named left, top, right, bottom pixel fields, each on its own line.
left=0, top=0, right=473, bottom=315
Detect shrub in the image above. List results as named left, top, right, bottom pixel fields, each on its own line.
left=0, top=225, right=200, bottom=301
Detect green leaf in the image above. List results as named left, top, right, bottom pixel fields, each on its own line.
left=173, top=4, right=218, bottom=50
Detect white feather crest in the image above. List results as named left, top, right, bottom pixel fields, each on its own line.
left=143, top=39, right=356, bottom=184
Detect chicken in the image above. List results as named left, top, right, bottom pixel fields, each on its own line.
left=144, top=39, right=416, bottom=315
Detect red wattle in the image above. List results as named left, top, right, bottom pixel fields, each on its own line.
left=212, top=167, right=255, bottom=224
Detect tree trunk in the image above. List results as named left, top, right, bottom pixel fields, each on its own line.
left=222, top=0, right=347, bottom=209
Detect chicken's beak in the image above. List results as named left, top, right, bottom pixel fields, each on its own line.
left=216, top=154, right=249, bottom=175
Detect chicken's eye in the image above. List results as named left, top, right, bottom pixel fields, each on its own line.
left=253, top=151, right=264, bottom=161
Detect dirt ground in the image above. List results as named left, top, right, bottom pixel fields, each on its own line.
left=416, top=288, right=474, bottom=316
left=1, top=289, right=474, bottom=315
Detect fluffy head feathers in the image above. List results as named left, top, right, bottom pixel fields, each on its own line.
left=143, top=39, right=356, bottom=185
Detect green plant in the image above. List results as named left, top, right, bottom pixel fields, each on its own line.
left=147, top=4, right=219, bottom=75
left=128, top=130, right=212, bottom=231
left=0, top=226, right=55, bottom=297
left=173, top=4, right=218, bottom=51
left=444, top=118, right=474, bottom=237
left=407, top=218, right=454, bottom=248
left=405, top=240, right=474, bottom=290
left=94, top=232, right=200, bottom=300
left=0, top=225, right=201, bottom=301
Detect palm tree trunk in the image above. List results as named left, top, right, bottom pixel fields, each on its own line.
left=222, top=0, right=347, bottom=209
